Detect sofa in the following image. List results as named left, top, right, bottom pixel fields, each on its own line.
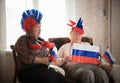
left=48, top=37, right=115, bottom=83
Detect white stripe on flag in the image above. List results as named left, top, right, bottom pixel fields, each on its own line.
left=72, top=43, right=100, bottom=53
left=103, top=48, right=116, bottom=63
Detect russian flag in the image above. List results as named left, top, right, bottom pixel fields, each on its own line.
left=71, top=43, right=100, bottom=65
left=50, top=47, right=57, bottom=63
left=102, top=48, right=116, bottom=67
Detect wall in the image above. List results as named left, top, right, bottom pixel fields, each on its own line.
left=0, top=51, right=14, bottom=83
left=111, top=0, right=120, bottom=64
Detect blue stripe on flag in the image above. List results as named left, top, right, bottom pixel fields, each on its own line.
left=104, top=51, right=114, bottom=64
left=72, top=49, right=99, bottom=58
left=51, top=50, right=57, bottom=58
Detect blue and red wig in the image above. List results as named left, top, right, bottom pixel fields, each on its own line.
left=21, top=9, right=43, bottom=31
left=67, top=18, right=84, bottom=34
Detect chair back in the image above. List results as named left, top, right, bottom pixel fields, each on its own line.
left=49, top=37, right=71, bottom=50
left=48, top=37, right=93, bottom=50
left=10, top=45, right=19, bottom=83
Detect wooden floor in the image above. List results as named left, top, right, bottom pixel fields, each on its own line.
left=0, top=51, right=15, bottom=83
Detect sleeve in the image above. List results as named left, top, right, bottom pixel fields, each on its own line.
left=14, top=36, right=35, bottom=64
left=56, top=45, right=66, bottom=66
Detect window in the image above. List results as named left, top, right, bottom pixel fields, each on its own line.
left=5, top=0, right=72, bottom=50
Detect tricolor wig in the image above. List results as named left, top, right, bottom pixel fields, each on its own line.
left=21, top=9, right=43, bottom=31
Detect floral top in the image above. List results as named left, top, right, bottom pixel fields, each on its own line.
left=14, top=35, right=49, bottom=72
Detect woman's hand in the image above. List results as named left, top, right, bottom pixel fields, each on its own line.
left=34, top=56, right=50, bottom=65
left=64, top=56, right=72, bottom=63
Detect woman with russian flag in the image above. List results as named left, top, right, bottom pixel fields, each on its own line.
left=56, top=18, right=109, bottom=83
left=14, top=9, right=68, bottom=83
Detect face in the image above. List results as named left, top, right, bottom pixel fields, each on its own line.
left=70, top=29, right=83, bottom=43
left=32, top=24, right=41, bottom=38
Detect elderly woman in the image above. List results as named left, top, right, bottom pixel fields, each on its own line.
left=14, top=9, right=67, bottom=83
left=56, top=18, right=109, bottom=83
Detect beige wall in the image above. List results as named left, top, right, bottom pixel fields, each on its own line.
left=111, top=0, right=120, bottom=64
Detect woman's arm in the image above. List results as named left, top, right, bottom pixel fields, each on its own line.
left=56, top=44, right=71, bottom=66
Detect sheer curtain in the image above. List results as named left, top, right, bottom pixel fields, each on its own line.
left=0, top=0, right=6, bottom=82
left=5, top=0, right=74, bottom=51
left=38, top=0, right=72, bottom=40
left=0, top=0, right=6, bottom=50
left=5, top=0, right=33, bottom=51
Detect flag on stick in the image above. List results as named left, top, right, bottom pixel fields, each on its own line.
left=102, top=48, right=116, bottom=67
left=49, top=47, right=57, bottom=63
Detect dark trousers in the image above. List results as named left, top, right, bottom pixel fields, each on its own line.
left=18, top=64, right=68, bottom=83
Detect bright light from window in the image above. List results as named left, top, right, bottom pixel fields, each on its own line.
left=39, top=0, right=68, bottom=40
left=5, top=0, right=71, bottom=51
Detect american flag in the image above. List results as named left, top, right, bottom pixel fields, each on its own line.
left=71, top=43, right=100, bottom=65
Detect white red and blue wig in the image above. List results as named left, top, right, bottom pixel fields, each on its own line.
left=21, top=9, right=43, bottom=31
left=67, top=18, right=84, bottom=34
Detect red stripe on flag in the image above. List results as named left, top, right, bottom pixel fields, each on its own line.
left=49, top=54, right=56, bottom=63
left=103, top=54, right=113, bottom=67
left=72, top=55, right=99, bottom=65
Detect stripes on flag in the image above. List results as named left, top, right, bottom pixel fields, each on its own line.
left=102, top=48, right=116, bottom=67
left=49, top=47, right=57, bottom=63
left=71, top=43, right=100, bottom=65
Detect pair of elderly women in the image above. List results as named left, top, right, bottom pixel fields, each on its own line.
left=15, top=9, right=120, bottom=83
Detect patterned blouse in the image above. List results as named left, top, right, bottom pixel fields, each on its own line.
left=14, top=35, right=49, bottom=72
